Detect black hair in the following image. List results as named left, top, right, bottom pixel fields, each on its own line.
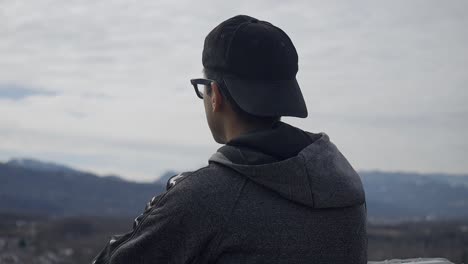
left=202, top=68, right=281, bottom=125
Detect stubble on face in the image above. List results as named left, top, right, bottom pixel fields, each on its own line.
left=203, top=86, right=225, bottom=144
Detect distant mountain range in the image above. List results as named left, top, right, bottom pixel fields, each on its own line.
left=0, top=158, right=166, bottom=217
left=361, top=170, right=468, bottom=222
left=1, top=158, right=468, bottom=221
left=6, top=158, right=82, bottom=174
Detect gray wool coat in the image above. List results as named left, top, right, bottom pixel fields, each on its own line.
left=92, top=121, right=367, bottom=264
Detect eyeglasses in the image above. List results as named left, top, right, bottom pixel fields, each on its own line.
left=190, top=78, right=215, bottom=99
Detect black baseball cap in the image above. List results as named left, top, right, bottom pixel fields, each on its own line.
left=202, top=15, right=308, bottom=118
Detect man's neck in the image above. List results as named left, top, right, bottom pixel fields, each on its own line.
left=223, top=120, right=277, bottom=143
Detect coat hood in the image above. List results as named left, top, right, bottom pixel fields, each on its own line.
left=208, top=121, right=365, bottom=209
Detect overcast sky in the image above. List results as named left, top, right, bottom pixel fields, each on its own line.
left=1, top=0, right=467, bottom=182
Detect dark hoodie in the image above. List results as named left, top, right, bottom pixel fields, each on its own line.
left=92, top=121, right=367, bottom=264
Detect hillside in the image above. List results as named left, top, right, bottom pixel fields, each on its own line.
left=1, top=159, right=468, bottom=221
left=361, top=170, right=468, bottom=221
left=0, top=159, right=165, bottom=217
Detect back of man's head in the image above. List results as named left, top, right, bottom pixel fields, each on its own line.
left=202, top=15, right=308, bottom=119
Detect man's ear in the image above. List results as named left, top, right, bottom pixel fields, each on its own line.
left=210, top=81, right=223, bottom=112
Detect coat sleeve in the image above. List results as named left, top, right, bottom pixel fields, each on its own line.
left=92, top=173, right=221, bottom=264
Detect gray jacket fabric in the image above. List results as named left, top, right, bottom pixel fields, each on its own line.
left=92, top=121, right=367, bottom=264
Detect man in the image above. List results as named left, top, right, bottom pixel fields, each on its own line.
left=93, top=14, right=367, bottom=264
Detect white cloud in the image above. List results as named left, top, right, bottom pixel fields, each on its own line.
left=1, top=0, right=467, bottom=181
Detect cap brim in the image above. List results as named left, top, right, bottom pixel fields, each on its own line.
left=223, top=77, right=308, bottom=118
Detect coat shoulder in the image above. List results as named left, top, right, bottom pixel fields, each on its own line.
left=166, top=163, right=244, bottom=192
left=164, top=163, right=246, bottom=211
